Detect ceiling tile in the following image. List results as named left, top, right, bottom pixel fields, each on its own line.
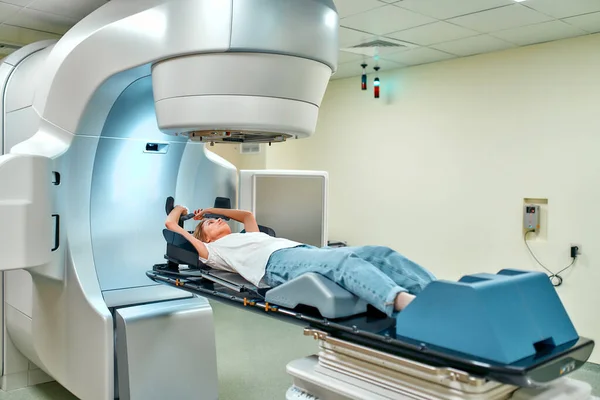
left=0, top=2, right=22, bottom=24
left=28, top=0, right=107, bottom=20
left=338, top=50, right=364, bottom=64
left=523, top=0, right=600, bottom=19
left=331, top=62, right=364, bottom=80
left=448, top=4, right=553, bottom=33
left=563, top=11, right=600, bottom=33
left=338, top=26, right=376, bottom=47
left=5, top=8, right=76, bottom=34
left=0, top=47, right=16, bottom=56
left=0, top=24, right=60, bottom=45
left=331, top=58, right=405, bottom=80
left=491, top=20, right=586, bottom=46
left=1, top=0, right=30, bottom=6
left=396, top=0, right=514, bottom=20
left=431, top=34, right=516, bottom=56
left=341, top=4, right=436, bottom=35
left=386, top=21, right=478, bottom=46
left=382, top=47, right=456, bottom=65
left=334, top=0, right=383, bottom=18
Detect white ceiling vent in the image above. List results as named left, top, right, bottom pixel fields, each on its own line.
left=341, top=37, right=417, bottom=58
left=352, top=39, right=406, bottom=49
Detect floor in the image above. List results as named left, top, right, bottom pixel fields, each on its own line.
left=0, top=300, right=598, bottom=400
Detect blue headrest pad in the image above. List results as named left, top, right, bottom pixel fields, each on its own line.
left=395, top=269, right=579, bottom=364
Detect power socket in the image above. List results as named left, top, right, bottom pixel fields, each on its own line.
left=570, top=244, right=581, bottom=258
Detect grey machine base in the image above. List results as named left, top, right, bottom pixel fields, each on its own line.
left=115, top=297, right=218, bottom=400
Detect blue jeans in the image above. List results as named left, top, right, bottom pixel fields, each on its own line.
left=264, top=245, right=436, bottom=317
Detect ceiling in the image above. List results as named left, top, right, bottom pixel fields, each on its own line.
left=334, top=0, right=600, bottom=79
left=1, top=0, right=599, bottom=79
left=0, top=0, right=107, bottom=56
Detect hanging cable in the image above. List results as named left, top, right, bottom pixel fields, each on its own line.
left=523, top=230, right=577, bottom=287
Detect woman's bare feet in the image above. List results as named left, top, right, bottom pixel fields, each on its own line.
left=394, top=292, right=416, bottom=311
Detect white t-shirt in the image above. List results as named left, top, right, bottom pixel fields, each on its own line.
left=199, top=232, right=302, bottom=286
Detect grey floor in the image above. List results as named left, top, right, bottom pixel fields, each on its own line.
left=0, top=300, right=598, bottom=399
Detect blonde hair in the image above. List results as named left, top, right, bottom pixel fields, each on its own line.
left=193, top=219, right=208, bottom=242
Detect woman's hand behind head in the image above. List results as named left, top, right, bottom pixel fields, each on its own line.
left=193, top=209, right=206, bottom=220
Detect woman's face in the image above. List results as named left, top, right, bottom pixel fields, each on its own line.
left=202, top=218, right=231, bottom=242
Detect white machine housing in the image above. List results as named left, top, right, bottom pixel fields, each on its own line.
left=0, top=0, right=338, bottom=399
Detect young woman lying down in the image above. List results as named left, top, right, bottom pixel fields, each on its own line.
left=165, top=205, right=436, bottom=316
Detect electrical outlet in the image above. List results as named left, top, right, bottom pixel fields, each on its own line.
left=570, top=244, right=582, bottom=258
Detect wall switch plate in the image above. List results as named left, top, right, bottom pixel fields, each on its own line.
left=524, top=205, right=540, bottom=232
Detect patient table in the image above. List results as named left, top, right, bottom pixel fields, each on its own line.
left=147, top=204, right=595, bottom=400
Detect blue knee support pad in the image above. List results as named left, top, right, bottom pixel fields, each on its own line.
left=395, top=269, right=579, bottom=364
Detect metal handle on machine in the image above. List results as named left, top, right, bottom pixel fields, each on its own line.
left=51, top=214, right=60, bottom=251
left=180, top=213, right=196, bottom=222
left=203, top=213, right=230, bottom=221
left=181, top=213, right=229, bottom=221
left=180, top=212, right=229, bottom=222
left=165, top=197, right=232, bottom=229
left=52, top=171, right=61, bottom=185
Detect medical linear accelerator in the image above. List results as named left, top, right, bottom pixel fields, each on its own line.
left=0, top=0, right=595, bottom=399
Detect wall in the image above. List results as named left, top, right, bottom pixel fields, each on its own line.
left=266, top=33, right=600, bottom=362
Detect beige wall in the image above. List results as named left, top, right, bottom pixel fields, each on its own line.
left=266, top=33, right=600, bottom=362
